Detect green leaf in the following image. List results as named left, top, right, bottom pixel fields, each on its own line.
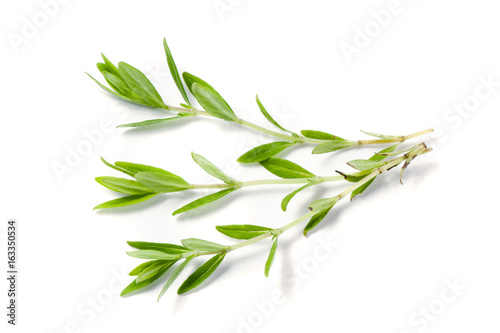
left=86, top=73, right=149, bottom=106
left=191, top=82, right=237, bottom=122
left=121, top=262, right=175, bottom=296
left=102, top=71, right=138, bottom=98
left=191, top=153, right=238, bottom=184
left=177, top=253, right=226, bottom=294
left=361, top=130, right=398, bottom=140
left=347, top=159, right=385, bottom=171
left=301, top=130, right=340, bottom=141
left=93, top=193, right=158, bottom=210
left=281, top=183, right=314, bottom=211
left=114, top=162, right=177, bottom=177
left=95, top=176, right=155, bottom=194
left=117, top=115, right=190, bottom=128
left=256, top=95, right=296, bottom=135
left=127, top=241, right=190, bottom=254
left=163, top=38, right=190, bottom=105
left=129, top=260, right=166, bottom=276
left=350, top=177, right=376, bottom=200
left=259, top=158, right=314, bottom=179
left=135, top=171, right=191, bottom=193
left=335, top=170, right=372, bottom=182
left=127, top=250, right=181, bottom=260
left=158, top=255, right=195, bottom=301
left=312, top=140, right=357, bottom=154
left=136, top=260, right=171, bottom=282
left=215, top=224, right=272, bottom=240
left=172, top=188, right=237, bottom=216
left=369, top=144, right=399, bottom=162
left=237, top=142, right=295, bottom=163
left=101, top=53, right=121, bottom=77
left=308, top=197, right=337, bottom=212
left=118, top=62, right=166, bottom=108
left=182, top=72, right=215, bottom=94
left=180, top=238, right=227, bottom=252
left=100, top=157, right=135, bottom=177
left=303, top=207, right=333, bottom=236
left=265, top=238, right=278, bottom=277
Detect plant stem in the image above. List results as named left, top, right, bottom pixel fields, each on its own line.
left=190, top=175, right=344, bottom=189
left=166, top=104, right=433, bottom=147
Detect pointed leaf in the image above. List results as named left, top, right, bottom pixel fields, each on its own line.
left=158, top=255, right=195, bottom=301
left=93, top=193, right=158, bottom=210
left=361, top=130, right=398, bottom=140
left=102, top=71, right=138, bottom=98
left=100, top=157, right=134, bottom=177
left=351, top=177, right=376, bottom=200
left=301, top=130, right=341, bottom=141
left=117, top=115, right=190, bottom=128
left=237, top=142, right=295, bottom=163
left=303, top=207, right=333, bottom=236
left=259, top=158, right=314, bottom=179
left=127, top=241, right=190, bottom=254
left=135, top=171, right=191, bottom=193
left=265, top=238, right=278, bottom=277
left=129, top=260, right=161, bottom=276
left=181, top=238, right=227, bottom=252
left=126, top=250, right=181, bottom=260
left=281, top=183, right=314, bottom=211
left=114, top=162, right=177, bottom=177
left=121, top=262, right=175, bottom=296
left=182, top=72, right=215, bottom=94
left=177, top=253, right=226, bottom=294
left=191, top=82, right=237, bottom=122
left=136, top=260, right=171, bottom=282
left=335, top=170, right=372, bottom=183
left=256, top=95, right=296, bottom=135
left=95, top=176, right=156, bottom=194
left=308, top=197, right=337, bottom=212
left=86, top=73, right=149, bottom=106
left=163, top=38, right=190, bottom=105
left=172, top=188, right=237, bottom=216
left=216, top=224, right=272, bottom=240
left=118, top=62, right=166, bottom=108
left=369, top=144, right=399, bottom=162
left=347, top=159, right=385, bottom=171
left=101, top=53, right=121, bottom=77
left=312, top=140, right=356, bottom=154
left=191, top=153, right=238, bottom=184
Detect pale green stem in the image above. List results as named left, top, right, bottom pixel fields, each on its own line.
left=190, top=175, right=344, bottom=189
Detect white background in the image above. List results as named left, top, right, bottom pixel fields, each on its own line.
left=1, top=0, right=500, bottom=332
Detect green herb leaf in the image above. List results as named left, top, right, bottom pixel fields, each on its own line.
left=180, top=238, right=227, bottom=252
left=182, top=72, right=215, bottom=93
left=177, top=253, right=226, bottom=294
left=101, top=53, right=121, bottom=77
left=301, top=130, right=339, bottom=140
left=158, top=255, right=195, bottom=301
left=118, top=62, right=166, bottom=108
left=369, top=144, right=399, bottom=162
left=86, top=73, right=148, bottom=106
left=100, top=157, right=135, bottom=177
left=191, top=153, right=238, bottom=184
left=163, top=38, right=190, bottom=105
left=95, top=176, right=155, bottom=195
left=361, top=130, right=398, bottom=139
left=256, top=95, right=296, bottom=135
left=117, top=115, right=190, bottom=128
left=237, top=142, right=295, bottom=163
left=121, top=262, right=175, bottom=296
left=312, top=140, right=357, bottom=154
left=102, top=71, right=138, bottom=98
left=265, top=238, right=278, bottom=277
left=127, top=241, right=190, bottom=254
left=308, top=197, right=337, bottom=212
left=215, top=224, right=272, bottom=240
left=126, top=250, right=181, bottom=260
left=172, top=188, right=237, bottom=216
left=135, top=171, right=191, bottom=193
left=93, top=193, right=158, bottom=210
left=191, top=82, right=237, bottom=122
left=347, top=159, right=385, bottom=171
left=281, top=183, right=314, bottom=211
left=335, top=170, right=372, bottom=183
left=350, top=177, right=376, bottom=200
left=129, top=260, right=168, bottom=276
left=114, top=162, right=177, bottom=177
left=259, top=158, right=314, bottom=179
left=136, top=260, right=171, bottom=282
left=303, top=207, right=333, bottom=236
